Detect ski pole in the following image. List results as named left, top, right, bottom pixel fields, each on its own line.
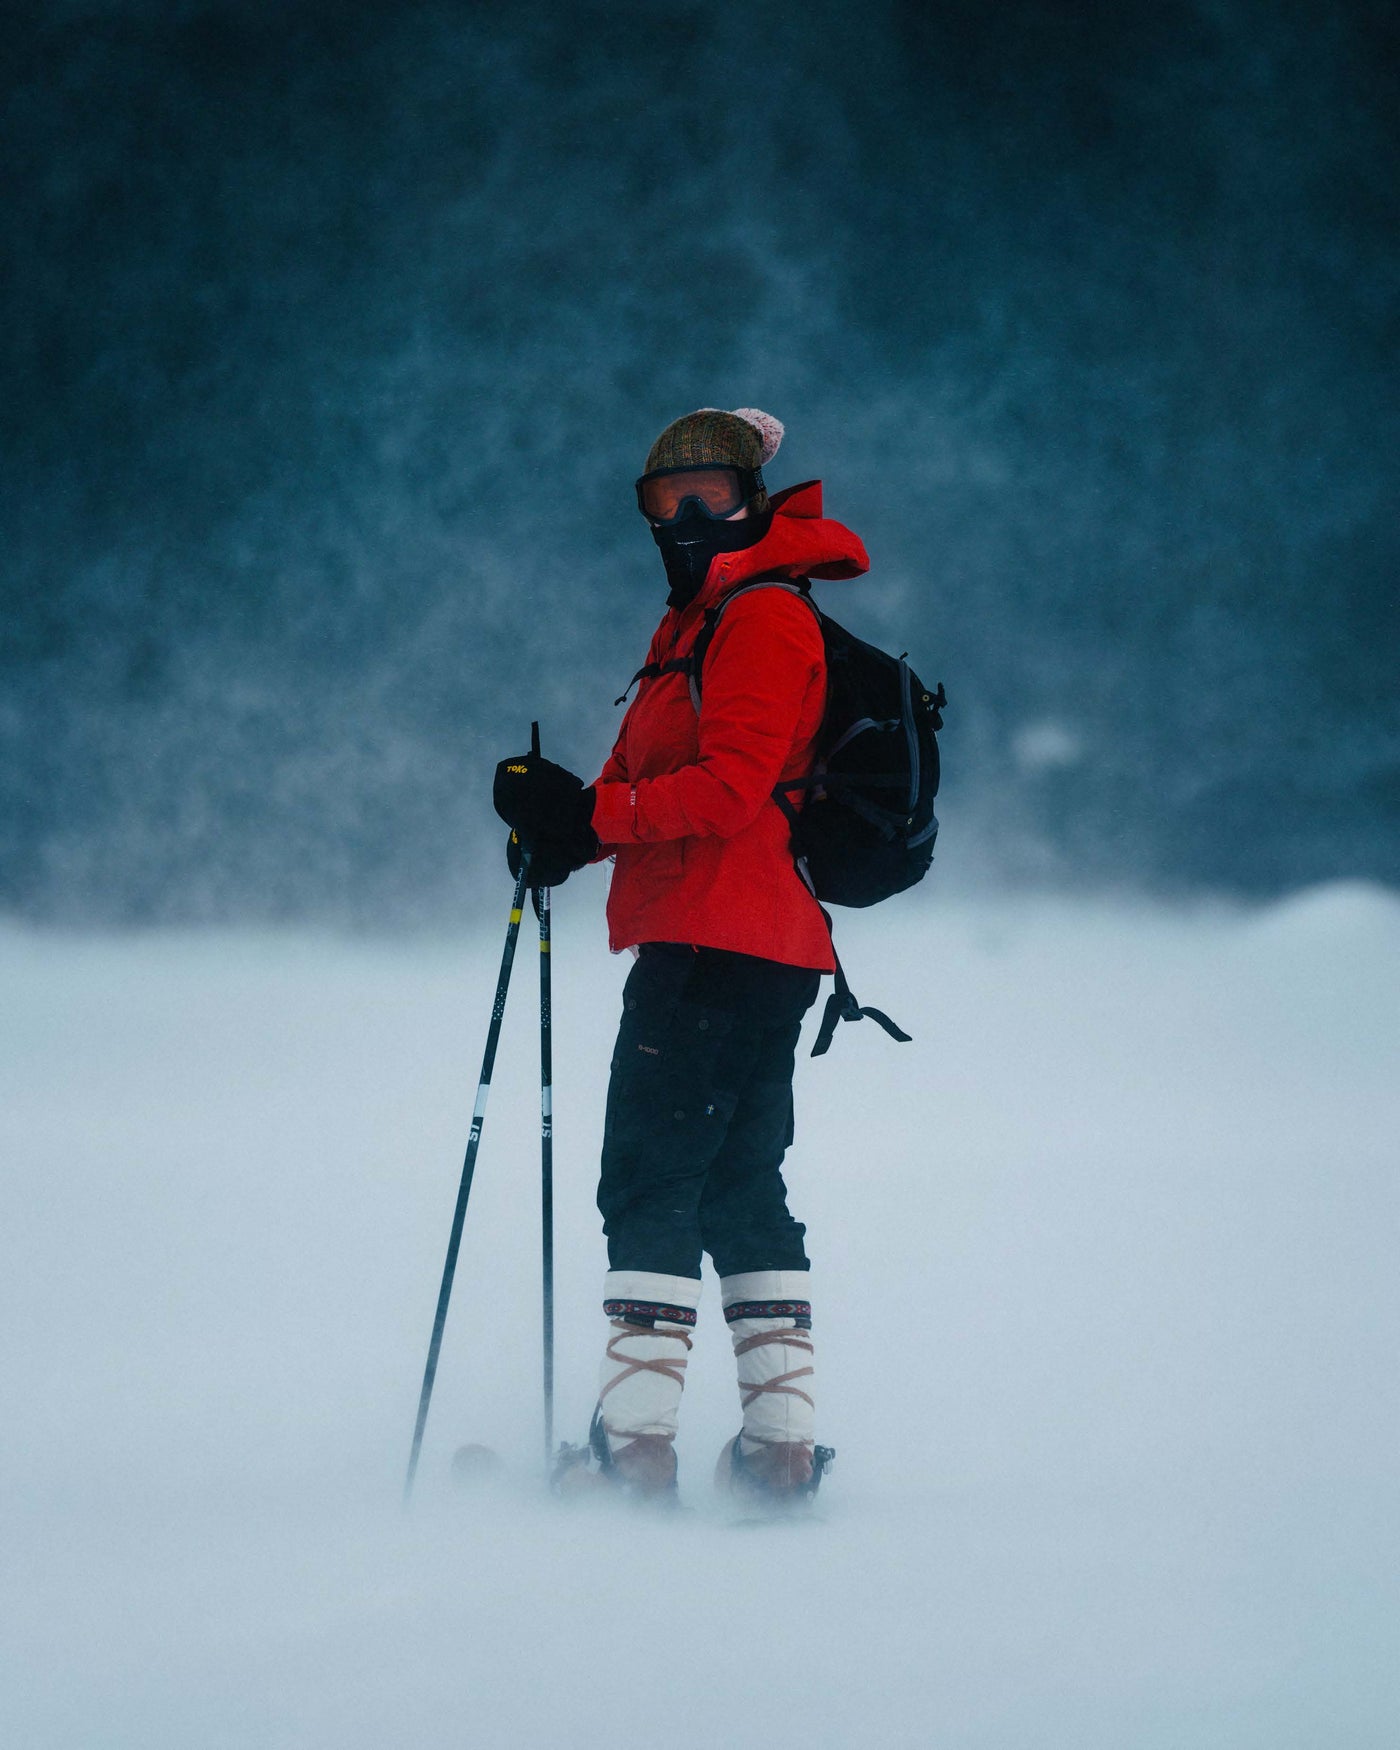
left=523, top=718, right=555, bottom=1473
left=536, top=875, right=554, bottom=1473
left=403, top=852, right=532, bottom=1503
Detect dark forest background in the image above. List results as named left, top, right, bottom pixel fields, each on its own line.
left=3, top=0, right=1397, bottom=925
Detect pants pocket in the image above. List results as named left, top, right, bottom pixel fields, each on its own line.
left=602, top=987, right=740, bottom=1176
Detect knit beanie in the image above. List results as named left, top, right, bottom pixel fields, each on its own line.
left=644, top=407, right=785, bottom=474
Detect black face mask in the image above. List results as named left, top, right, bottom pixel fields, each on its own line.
left=651, top=503, right=774, bottom=609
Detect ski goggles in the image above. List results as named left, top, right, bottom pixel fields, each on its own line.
left=635, top=462, right=765, bottom=525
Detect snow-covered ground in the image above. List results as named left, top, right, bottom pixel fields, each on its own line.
left=2, top=884, right=1397, bottom=1748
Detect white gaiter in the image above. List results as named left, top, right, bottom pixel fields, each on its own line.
left=720, top=1269, right=816, bottom=1454
left=597, top=1270, right=701, bottom=1448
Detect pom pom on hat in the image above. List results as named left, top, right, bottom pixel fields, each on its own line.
left=698, top=407, right=785, bottom=463
left=730, top=408, right=784, bottom=464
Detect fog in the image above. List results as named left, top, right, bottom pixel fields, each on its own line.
left=4, top=884, right=1396, bottom=1745
left=5, top=9, right=1397, bottom=1740
left=5, top=0, right=1397, bottom=923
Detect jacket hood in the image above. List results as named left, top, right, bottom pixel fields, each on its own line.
left=696, top=479, right=869, bottom=608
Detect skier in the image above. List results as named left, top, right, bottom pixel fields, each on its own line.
left=493, top=407, right=868, bottom=1505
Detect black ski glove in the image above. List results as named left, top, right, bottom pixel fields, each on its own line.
left=493, top=751, right=598, bottom=861
left=505, top=828, right=586, bottom=888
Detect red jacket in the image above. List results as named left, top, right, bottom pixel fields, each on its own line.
left=590, top=481, right=869, bottom=970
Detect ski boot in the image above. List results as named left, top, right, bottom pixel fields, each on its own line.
left=715, top=1435, right=835, bottom=1512
left=553, top=1271, right=698, bottom=1507
left=552, top=1405, right=679, bottom=1507
left=714, top=1269, right=829, bottom=1512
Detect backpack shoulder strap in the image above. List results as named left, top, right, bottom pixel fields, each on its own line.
left=688, top=576, right=819, bottom=711
left=613, top=576, right=816, bottom=709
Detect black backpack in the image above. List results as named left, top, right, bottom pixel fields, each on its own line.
left=617, top=576, right=946, bottom=1053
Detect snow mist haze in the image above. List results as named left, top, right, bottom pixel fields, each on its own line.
left=5, top=5, right=1398, bottom=1744
left=3, top=887, right=1397, bottom=1745
left=4, top=0, right=1398, bottom=922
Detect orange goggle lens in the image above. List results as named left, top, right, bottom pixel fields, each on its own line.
left=635, top=465, right=759, bottom=524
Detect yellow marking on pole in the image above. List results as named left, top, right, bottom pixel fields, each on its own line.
left=510, top=907, right=523, bottom=924
left=539, top=940, right=550, bottom=953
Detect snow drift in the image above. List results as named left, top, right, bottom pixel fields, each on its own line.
left=2, top=885, right=1396, bottom=1747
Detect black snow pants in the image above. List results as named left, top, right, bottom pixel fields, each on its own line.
left=598, top=942, right=821, bottom=1280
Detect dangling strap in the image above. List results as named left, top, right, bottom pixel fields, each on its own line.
left=805, top=893, right=910, bottom=1057
left=812, top=949, right=912, bottom=1056
left=791, top=865, right=911, bottom=1057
